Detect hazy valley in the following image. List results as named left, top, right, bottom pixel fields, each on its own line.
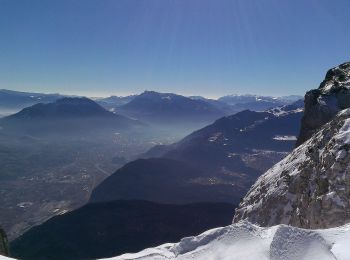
left=2, top=1, right=350, bottom=259
left=0, top=90, right=301, bottom=246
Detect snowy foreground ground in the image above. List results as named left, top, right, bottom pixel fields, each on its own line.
left=105, top=221, right=350, bottom=260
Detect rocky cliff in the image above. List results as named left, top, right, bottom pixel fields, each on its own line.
left=297, top=62, right=350, bottom=146
left=234, top=62, right=350, bottom=228
left=0, top=227, right=9, bottom=256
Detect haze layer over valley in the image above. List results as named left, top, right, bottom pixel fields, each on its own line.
left=0, top=89, right=300, bottom=242
left=2, top=0, right=350, bottom=259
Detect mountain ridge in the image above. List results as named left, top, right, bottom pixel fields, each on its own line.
left=0, top=97, right=143, bottom=137
left=91, top=102, right=303, bottom=205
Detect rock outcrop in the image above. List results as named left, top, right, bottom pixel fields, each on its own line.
left=0, top=227, right=9, bottom=256
left=234, top=109, right=350, bottom=228
left=234, top=62, right=350, bottom=228
left=297, top=62, right=350, bottom=146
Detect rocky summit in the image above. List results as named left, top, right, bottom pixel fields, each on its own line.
left=297, top=62, right=350, bottom=146
left=234, top=63, right=350, bottom=228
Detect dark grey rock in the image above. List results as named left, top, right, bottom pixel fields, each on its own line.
left=297, top=62, right=350, bottom=146
left=0, top=226, right=9, bottom=257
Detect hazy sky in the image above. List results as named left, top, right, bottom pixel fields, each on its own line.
left=1, top=0, right=350, bottom=98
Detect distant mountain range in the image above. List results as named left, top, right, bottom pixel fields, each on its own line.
left=8, top=97, right=114, bottom=119
left=9, top=59, right=350, bottom=260
left=116, top=91, right=226, bottom=125
left=0, top=89, right=301, bottom=140
left=90, top=100, right=304, bottom=205
left=0, top=89, right=301, bottom=121
left=0, top=97, right=143, bottom=137
left=218, top=94, right=301, bottom=112
left=110, top=92, right=301, bottom=122
left=95, top=93, right=301, bottom=112
left=95, top=95, right=137, bottom=111
left=0, top=89, right=303, bottom=252
left=3, top=90, right=307, bottom=260
left=11, top=200, right=235, bottom=260
left=10, top=98, right=304, bottom=260
left=218, top=94, right=301, bottom=105
left=0, top=89, right=65, bottom=116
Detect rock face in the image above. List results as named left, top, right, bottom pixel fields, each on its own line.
left=0, top=227, right=9, bottom=256
left=297, top=62, right=350, bottom=146
left=234, top=108, right=350, bottom=228
left=234, top=62, right=350, bottom=228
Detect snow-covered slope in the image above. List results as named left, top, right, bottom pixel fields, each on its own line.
left=234, top=108, right=350, bottom=228
left=105, top=221, right=350, bottom=260
left=0, top=256, right=13, bottom=260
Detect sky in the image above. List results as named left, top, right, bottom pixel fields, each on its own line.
left=1, top=0, right=350, bottom=98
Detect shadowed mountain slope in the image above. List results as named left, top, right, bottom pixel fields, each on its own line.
left=11, top=200, right=235, bottom=260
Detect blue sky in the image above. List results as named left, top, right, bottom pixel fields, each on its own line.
left=1, top=0, right=350, bottom=98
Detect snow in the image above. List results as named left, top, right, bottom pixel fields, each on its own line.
left=103, top=221, right=350, bottom=260
left=268, top=107, right=303, bottom=117
left=336, top=118, right=350, bottom=145
left=208, top=132, right=222, bottom=142
left=272, top=135, right=297, bottom=141
left=0, top=256, right=14, bottom=260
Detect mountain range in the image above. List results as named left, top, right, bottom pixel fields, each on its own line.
left=0, top=89, right=301, bottom=140
left=95, top=95, right=137, bottom=111
left=4, top=60, right=350, bottom=260
left=0, top=89, right=300, bottom=118
left=0, top=97, right=143, bottom=137
left=91, top=100, right=303, bottom=205
left=218, top=94, right=301, bottom=112
left=7, top=93, right=303, bottom=259
left=116, top=91, right=227, bottom=129
left=112, top=92, right=301, bottom=123
left=0, top=86, right=314, bottom=259
left=7, top=63, right=350, bottom=260
left=0, top=89, right=64, bottom=116
left=89, top=63, right=350, bottom=260
left=95, top=92, right=301, bottom=114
